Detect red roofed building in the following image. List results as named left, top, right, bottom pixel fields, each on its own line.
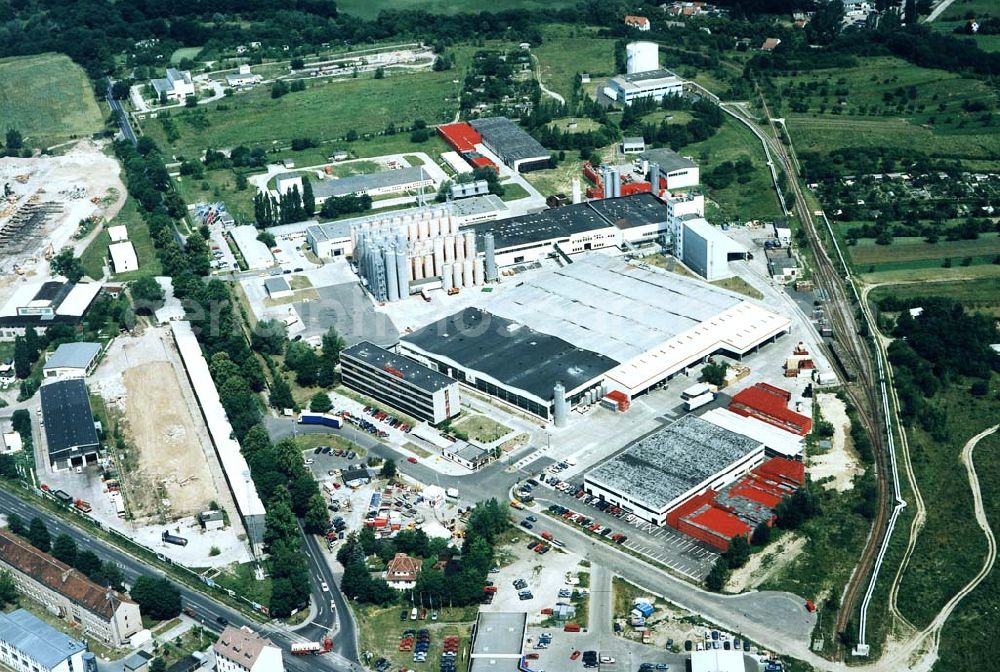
left=384, top=553, right=421, bottom=590
left=729, top=383, right=812, bottom=436
left=437, top=123, right=482, bottom=153
left=678, top=505, right=752, bottom=551
left=624, top=15, right=651, bottom=31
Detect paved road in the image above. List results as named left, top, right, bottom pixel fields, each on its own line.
left=0, top=487, right=357, bottom=672
left=589, top=564, right=614, bottom=644
left=105, top=78, right=138, bottom=145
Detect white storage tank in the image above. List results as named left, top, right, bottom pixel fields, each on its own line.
left=430, top=218, right=440, bottom=238
left=445, top=235, right=456, bottom=263
left=453, top=262, right=463, bottom=288
left=473, top=258, right=485, bottom=286
left=407, top=219, right=418, bottom=242
left=626, top=41, right=659, bottom=75
left=413, top=256, right=424, bottom=280
left=456, top=238, right=465, bottom=263
left=424, top=254, right=434, bottom=278
left=418, top=219, right=430, bottom=240
left=442, top=263, right=453, bottom=291
left=464, top=231, right=476, bottom=258
left=462, top=259, right=474, bottom=288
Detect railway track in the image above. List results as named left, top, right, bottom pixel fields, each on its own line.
left=722, top=95, right=895, bottom=656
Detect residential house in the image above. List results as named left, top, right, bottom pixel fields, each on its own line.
left=213, top=625, right=284, bottom=672
left=384, top=553, right=421, bottom=590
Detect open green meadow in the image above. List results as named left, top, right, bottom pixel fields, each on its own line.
left=930, top=20, right=1000, bottom=52
left=140, top=69, right=461, bottom=159
left=681, top=117, right=784, bottom=221
left=0, top=53, right=103, bottom=147
left=170, top=47, right=203, bottom=64
left=534, top=25, right=617, bottom=102
left=869, top=276, right=1000, bottom=315
left=848, top=234, right=1000, bottom=270
left=335, top=0, right=576, bottom=19
left=175, top=169, right=259, bottom=224
left=775, top=57, right=1000, bottom=163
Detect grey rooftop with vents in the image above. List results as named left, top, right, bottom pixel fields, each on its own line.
left=342, top=341, right=456, bottom=393
left=586, top=415, right=763, bottom=510
left=468, top=117, right=549, bottom=163
left=0, top=609, right=86, bottom=669
left=639, top=147, right=697, bottom=173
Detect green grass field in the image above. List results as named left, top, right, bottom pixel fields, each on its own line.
left=80, top=198, right=163, bottom=281
left=336, top=0, right=576, bottom=19
left=170, top=47, right=203, bottom=64
left=534, top=25, right=616, bottom=102
left=775, top=56, right=1000, bottom=164
left=0, top=53, right=103, bottom=148
left=140, top=69, right=461, bottom=159
left=930, top=20, right=1000, bottom=52
left=848, top=234, right=1000, bottom=269
left=681, top=117, right=784, bottom=221
left=869, top=276, right=1000, bottom=315
left=175, top=169, right=259, bottom=224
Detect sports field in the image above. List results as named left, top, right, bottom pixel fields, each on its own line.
left=848, top=234, right=1000, bottom=269
left=0, top=53, right=103, bottom=147
left=140, top=69, right=461, bottom=157
left=336, top=0, right=575, bottom=19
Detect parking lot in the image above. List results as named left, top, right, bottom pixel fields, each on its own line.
left=518, top=473, right=718, bottom=581
left=523, top=627, right=688, bottom=672
left=483, top=538, right=587, bottom=621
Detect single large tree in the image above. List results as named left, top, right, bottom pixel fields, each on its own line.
left=27, top=518, right=50, bottom=553
left=52, top=534, right=78, bottom=566
left=130, top=576, right=182, bottom=620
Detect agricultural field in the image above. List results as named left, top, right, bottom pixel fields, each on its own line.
left=680, top=117, right=784, bottom=222
left=772, top=57, right=1000, bottom=165
left=534, top=25, right=616, bottom=102
left=847, top=234, right=1000, bottom=271
left=336, top=0, right=575, bottom=19
left=140, top=69, right=461, bottom=159
left=0, top=53, right=104, bottom=148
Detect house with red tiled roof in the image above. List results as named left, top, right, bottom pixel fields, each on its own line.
left=384, top=553, right=421, bottom=590
left=624, top=15, right=651, bottom=31
left=0, top=529, right=141, bottom=646
left=761, top=38, right=782, bottom=51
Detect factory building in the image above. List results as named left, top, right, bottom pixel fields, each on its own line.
left=401, top=308, right=614, bottom=422
left=229, top=225, right=275, bottom=271
left=583, top=416, right=765, bottom=525
left=401, top=256, right=790, bottom=422
left=467, top=117, right=551, bottom=172
left=672, top=216, right=748, bottom=281
left=305, top=196, right=508, bottom=260
left=602, top=43, right=683, bottom=106
left=639, top=148, right=700, bottom=191
left=311, top=166, right=435, bottom=201
left=700, top=407, right=804, bottom=460
left=728, top=382, right=813, bottom=436
left=43, top=342, right=102, bottom=380
left=0, top=280, right=102, bottom=341
left=40, top=379, right=100, bottom=470
left=340, top=341, right=461, bottom=425
left=468, top=192, right=673, bottom=267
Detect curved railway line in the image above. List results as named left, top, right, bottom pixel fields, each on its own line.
left=715, top=90, right=901, bottom=657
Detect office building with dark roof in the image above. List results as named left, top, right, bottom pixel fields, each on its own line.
left=400, top=308, right=616, bottom=420
left=467, top=117, right=551, bottom=172
left=39, top=378, right=100, bottom=470
left=341, top=341, right=461, bottom=424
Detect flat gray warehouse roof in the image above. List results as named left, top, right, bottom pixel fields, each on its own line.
left=640, top=147, right=697, bottom=173
left=43, top=342, right=101, bottom=371
left=484, top=255, right=742, bottom=362
left=402, top=307, right=618, bottom=400
left=342, top=341, right=455, bottom=393
left=586, top=415, right=762, bottom=511
left=0, top=609, right=86, bottom=669
left=468, top=117, right=549, bottom=163
left=312, top=166, right=430, bottom=199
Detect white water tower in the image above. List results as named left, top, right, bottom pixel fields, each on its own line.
left=626, top=41, right=659, bottom=75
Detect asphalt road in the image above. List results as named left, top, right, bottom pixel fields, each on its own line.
left=105, top=78, right=138, bottom=145
left=0, top=487, right=357, bottom=672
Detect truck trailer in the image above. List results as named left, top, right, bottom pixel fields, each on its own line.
left=684, top=392, right=715, bottom=411
left=161, top=531, right=189, bottom=546
left=299, top=412, right=343, bottom=429
left=291, top=637, right=333, bottom=655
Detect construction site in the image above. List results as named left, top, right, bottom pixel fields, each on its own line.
left=0, top=142, right=125, bottom=289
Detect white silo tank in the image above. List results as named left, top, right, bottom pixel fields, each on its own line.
left=462, top=259, right=474, bottom=288
left=433, top=250, right=445, bottom=277
left=452, top=263, right=463, bottom=289
left=442, top=263, right=453, bottom=291
left=626, top=41, right=659, bottom=75
left=444, top=235, right=456, bottom=263
left=413, top=256, right=424, bottom=280
left=464, top=231, right=476, bottom=258
left=448, top=216, right=458, bottom=236
left=455, top=238, right=465, bottom=263
left=418, top=219, right=430, bottom=240
left=474, top=258, right=485, bottom=286
left=572, top=177, right=582, bottom=204
left=384, top=246, right=399, bottom=302
left=423, top=254, right=434, bottom=278
left=430, top=218, right=441, bottom=239
left=407, top=219, right=418, bottom=242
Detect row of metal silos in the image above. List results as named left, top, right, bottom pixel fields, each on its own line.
left=407, top=231, right=477, bottom=281
left=440, top=258, right=486, bottom=290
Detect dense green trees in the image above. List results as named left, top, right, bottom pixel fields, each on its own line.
left=50, top=248, right=85, bottom=282
left=130, top=276, right=165, bottom=313
left=310, top=392, right=332, bottom=413
left=319, top=194, right=373, bottom=219
left=131, top=576, right=182, bottom=620
left=0, top=572, right=18, bottom=607
left=28, top=517, right=51, bottom=553
left=52, top=534, right=79, bottom=566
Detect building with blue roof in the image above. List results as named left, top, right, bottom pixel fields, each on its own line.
left=0, top=609, right=89, bottom=672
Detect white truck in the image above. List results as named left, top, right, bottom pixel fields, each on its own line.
left=684, top=392, right=715, bottom=411
left=446, top=487, right=459, bottom=500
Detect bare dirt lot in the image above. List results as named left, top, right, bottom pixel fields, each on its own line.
left=809, top=393, right=863, bottom=492
left=121, top=361, right=217, bottom=519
